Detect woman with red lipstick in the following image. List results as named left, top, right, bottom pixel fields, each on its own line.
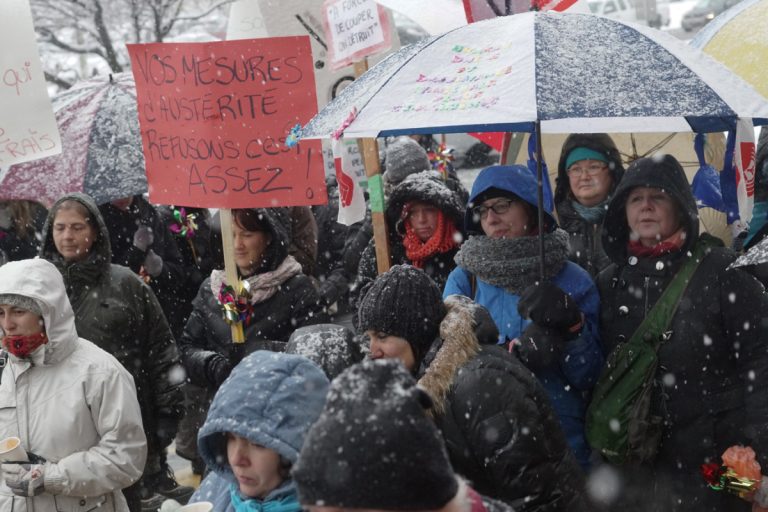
left=595, top=155, right=768, bottom=511
left=353, top=171, right=464, bottom=306
left=187, top=351, right=329, bottom=512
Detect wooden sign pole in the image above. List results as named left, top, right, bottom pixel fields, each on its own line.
left=219, top=208, right=245, bottom=344
left=354, top=58, right=391, bottom=275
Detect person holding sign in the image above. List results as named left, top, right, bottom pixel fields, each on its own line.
left=177, top=208, right=325, bottom=458
left=0, top=258, right=146, bottom=512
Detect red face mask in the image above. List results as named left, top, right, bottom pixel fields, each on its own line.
left=2, top=333, right=48, bottom=359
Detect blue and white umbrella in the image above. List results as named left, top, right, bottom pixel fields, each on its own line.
left=301, top=11, right=768, bottom=139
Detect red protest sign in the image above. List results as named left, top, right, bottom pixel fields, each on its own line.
left=127, top=37, right=327, bottom=209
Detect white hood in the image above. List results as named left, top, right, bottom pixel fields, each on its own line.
left=0, top=258, right=79, bottom=365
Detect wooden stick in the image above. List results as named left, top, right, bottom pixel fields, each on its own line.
left=219, top=208, right=245, bottom=343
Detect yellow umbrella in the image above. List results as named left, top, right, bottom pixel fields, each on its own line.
left=690, top=0, right=768, bottom=99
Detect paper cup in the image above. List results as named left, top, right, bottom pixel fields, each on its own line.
left=0, top=437, right=28, bottom=462
left=178, top=503, right=213, bottom=512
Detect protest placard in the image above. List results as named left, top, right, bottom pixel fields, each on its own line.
left=127, top=37, right=326, bottom=209
left=0, top=0, right=61, bottom=167
left=322, top=0, right=392, bottom=70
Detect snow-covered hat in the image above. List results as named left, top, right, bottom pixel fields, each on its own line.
left=293, top=359, right=458, bottom=510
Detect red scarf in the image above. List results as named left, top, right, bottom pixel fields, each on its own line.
left=402, top=210, right=459, bottom=269
left=627, top=228, right=686, bottom=258
left=2, top=333, right=48, bottom=359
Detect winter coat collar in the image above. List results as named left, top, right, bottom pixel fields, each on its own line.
left=454, top=229, right=569, bottom=295
left=417, top=297, right=481, bottom=417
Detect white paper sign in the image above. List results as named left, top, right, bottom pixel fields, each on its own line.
left=0, top=0, right=62, bottom=166
left=323, top=0, right=392, bottom=70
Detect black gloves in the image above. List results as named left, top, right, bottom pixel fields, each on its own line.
left=513, top=324, right=565, bottom=371
left=205, top=353, right=233, bottom=388
left=518, top=282, right=582, bottom=336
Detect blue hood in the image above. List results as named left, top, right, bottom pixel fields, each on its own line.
left=465, top=165, right=557, bottom=234
left=197, top=351, right=330, bottom=480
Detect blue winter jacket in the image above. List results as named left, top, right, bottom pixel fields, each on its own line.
left=444, top=165, right=604, bottom=468
left=189, top=351, right=330, bottom=511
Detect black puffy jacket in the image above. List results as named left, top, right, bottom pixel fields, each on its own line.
left=596, top=156, right=768, bottom=511
left=417, top=297, right=586, bottom=511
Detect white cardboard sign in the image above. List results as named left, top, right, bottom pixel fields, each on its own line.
left=0, top=0, right=61, bottom=166
left=323, top=0, right=392, bottom=70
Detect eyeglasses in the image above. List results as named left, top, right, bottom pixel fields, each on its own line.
left=471, top=198, right=516, bottom=220
left=566, top=163, right=608, bottom=178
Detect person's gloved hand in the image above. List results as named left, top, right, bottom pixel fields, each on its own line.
left=143, top=250, right=163, bottom=277
left=205, top=353, right=233, bottom=387
left=512, top=323, right=566, bottom=371
left=133, top=225, right=154, bottom=252
left=155, top=417, right=178, bottom=448
left=518, top=283, right=582, bottom=336
left=1, top=463, right=46, bottom=497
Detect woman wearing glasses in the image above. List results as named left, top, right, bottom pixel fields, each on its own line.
left=443, top=165, right=603, bottom=469
left=554, top=134, right=625, bottom=277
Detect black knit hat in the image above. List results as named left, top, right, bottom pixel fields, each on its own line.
left=293, top=358, right=459, bottom=510
left=357, top=264, right=446, bottom=366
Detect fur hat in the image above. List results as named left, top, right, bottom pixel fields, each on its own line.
left=357, top=264, right=446, bottom=366
left=293, top=359, right=458, bottom=510
left=0, top=294, right=42, bottom=316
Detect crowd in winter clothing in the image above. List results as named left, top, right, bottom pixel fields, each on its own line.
left=1, top=133, right=768, bottom=512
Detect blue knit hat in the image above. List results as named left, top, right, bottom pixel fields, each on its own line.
left=565, top=147, right=609, bottom=169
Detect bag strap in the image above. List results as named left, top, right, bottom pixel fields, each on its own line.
left=469, top=272, right=477, bottom=300
left=628, top=239, right=710, bottom=349
left=0, top=349, right=6, bottom=382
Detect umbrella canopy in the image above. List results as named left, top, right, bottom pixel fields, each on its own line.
left=690, top=0, right=768, bottom=100
left=729, top=235, right=768, bottom=269
left=301, top=11, right=768, bottom=139
left=0, top=72, right=147, bottom=208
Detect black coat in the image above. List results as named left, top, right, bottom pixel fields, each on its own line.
left=554, top=134, right=625, bottom=277
left=596, top=156, right=768, bottom=511
left=417, top=298, right=586, bottom=511
left=40, top=193, right=184, bottom=475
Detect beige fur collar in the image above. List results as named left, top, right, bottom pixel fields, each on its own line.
left=418, top=297, right=481, bottom=417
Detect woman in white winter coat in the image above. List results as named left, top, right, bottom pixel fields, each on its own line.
left=0, top=258, right=147, bottom=511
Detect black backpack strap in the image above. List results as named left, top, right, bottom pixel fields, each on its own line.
left=0, top=350, right=7, bottom=382
left=469, top=272, right=477, bottom=300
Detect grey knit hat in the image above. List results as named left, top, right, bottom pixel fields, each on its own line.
left=383, top=137, right=431, bottom=185
left=0, top=294, right=42, bottom=316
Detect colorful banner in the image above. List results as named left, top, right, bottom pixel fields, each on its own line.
left=127, top=37, right=326, bottom=208
left=0, top=0, right=61, bottom=167
left=323, top=0, right=392, bottom=70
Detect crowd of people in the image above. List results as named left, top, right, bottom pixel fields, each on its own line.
left=1, top=132, right=767, bottom=512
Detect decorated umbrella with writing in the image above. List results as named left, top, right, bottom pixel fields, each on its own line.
left=0, top=72, right=147, bottom=207
left=300, top=11, right=768, bottom=274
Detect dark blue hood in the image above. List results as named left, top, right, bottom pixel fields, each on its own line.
left=465, top=165, right=557, bottom=234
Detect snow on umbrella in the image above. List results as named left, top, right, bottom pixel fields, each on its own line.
left=729, top=236, right=768, bottom=269
left=0, top=72, right=147, bottom=207
left=690, top=0, right=768, bottom=100
left=300, top=11, right=768, bottom=140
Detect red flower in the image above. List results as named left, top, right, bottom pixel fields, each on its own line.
left=701, top=463, right=726, bottom=488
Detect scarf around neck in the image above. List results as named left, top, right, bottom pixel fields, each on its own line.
left=402, top=210, right=459, bottom=269
left=454, top=228, right=570, bottom=295
left=627, top=228, right=687, bottom=258
left=571, top=198, right=609, bottom=224
left=211, top=256, right=303, bottom=306
left=229, top=481, right=300, bottom=512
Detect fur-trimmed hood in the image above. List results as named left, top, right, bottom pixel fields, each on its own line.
left=417, top=295, right=483, bottom=417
